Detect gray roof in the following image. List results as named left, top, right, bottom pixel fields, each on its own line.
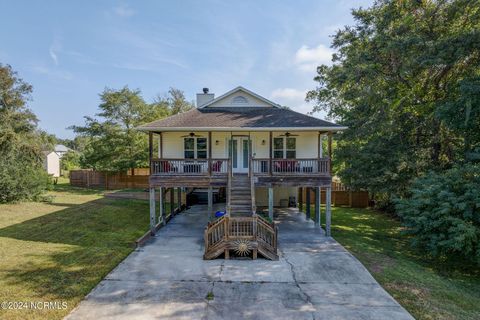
left=138, top=107, right=345, bottom=131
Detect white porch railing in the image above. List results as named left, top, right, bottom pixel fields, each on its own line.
left=251, top=158, right=330, bottom=176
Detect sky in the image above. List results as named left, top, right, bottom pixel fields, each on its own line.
left=0, top=0, right=373, bottom=139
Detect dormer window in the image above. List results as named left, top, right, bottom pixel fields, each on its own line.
left=232, top=96, right=248, bottom=104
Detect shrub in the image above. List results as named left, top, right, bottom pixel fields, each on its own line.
left=0, top=154, right=51, bottom=203
left=395, top=164, right=480, bottom=264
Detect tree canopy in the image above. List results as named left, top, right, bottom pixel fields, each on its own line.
left=307, top=0, right=480, bottom=208
left=0, top=64, right=51, bottom=202
left=72, top=87, right=193, bottom=172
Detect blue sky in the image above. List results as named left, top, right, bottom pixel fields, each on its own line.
left=0, top=0, right=372, bottom=138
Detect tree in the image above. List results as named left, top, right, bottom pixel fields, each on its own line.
left=0, top=64, right=51, bottom=203
left=72, top=86, right=193, bottom=172
left=395, top=164, right=480, bottom=264
left=307, top=0, right=480, bottom=209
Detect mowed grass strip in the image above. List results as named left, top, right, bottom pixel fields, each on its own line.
left=0, top=182, right=150, bottom=320
left=304, top=206, right=480, bottom=320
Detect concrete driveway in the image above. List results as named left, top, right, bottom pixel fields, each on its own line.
left=67, top=205, right=413, bottom=320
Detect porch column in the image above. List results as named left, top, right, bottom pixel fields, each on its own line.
left=268, top=186, right=274, bottom=220
left=149, top=132, right=153, bottom=175
left=208, top=131, right=212, bottom=176
left=208, top=186, right=213, bottom=220
left=305, top=187, right=311, bottom=220
left=177, top=187, right=182, bottom=210
left=159, top=186, right=165, bottom=225
left=298, top=187, right=303, bottom=211
left=170, top=188, right=175, bottom=217
left=269, top=131, right=273, bottom=175
left=314, top=186, right=320, bottom=226
left=159, top=132, right=163, bottom=159
left=149, top=187, right=156, bottom=234
left=328, top=132, right=332, bottom=175
left=326, top=186, right=332, bottom=236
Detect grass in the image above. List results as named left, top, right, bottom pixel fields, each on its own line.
left=0, top=181, right=155, bottom=320
left=304, top=206, right=480, bottom=320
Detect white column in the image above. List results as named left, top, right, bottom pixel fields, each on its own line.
left=149, top=187, right=156, bottom=234
left=326, top=186, right=332, bottom=236
left=268, top=186, right=274, bottom=220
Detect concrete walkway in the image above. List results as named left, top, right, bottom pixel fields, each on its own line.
left=67, top=205, right=413, bottom=320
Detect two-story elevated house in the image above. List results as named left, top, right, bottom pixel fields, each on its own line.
left=138, top=86, right=346, bottom=260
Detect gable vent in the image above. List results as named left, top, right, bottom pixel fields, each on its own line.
left=233, top=96, right=248, bottom=104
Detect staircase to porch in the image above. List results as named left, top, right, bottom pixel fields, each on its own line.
left=229, top=174, right=253, bottom=216
left=203, top=215, right=279, bottom=260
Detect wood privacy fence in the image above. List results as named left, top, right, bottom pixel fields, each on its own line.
left=70, top=170, right=149, bottom=190
left=299, top=186, right=369, bottom=208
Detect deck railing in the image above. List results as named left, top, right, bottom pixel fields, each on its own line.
left=151, top=158, right=229, bottom=175
left=204, top=215, right=278, bottom=260
left=152, top=157, right=330, bottom=177
left=251, top=158, right=330, bottom=176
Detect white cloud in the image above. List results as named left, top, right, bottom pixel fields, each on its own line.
left=49, top=38, right=61, bottom=66
left=294, top=44, right=334, bottom=72
left=270, top=87, right=312, bottom=113
left=271, top=88, right=307, bottom=102
left=113, top=4, right=135, bottom=17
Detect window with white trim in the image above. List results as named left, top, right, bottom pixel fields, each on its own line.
left=273, top=137, right=296, bottom=159
left=184, top=137, right=207, bottom=159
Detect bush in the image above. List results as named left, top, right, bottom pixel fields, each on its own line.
left=395, top=164, right=480, bottom=264
left=0, top=155, right=51, bottom=203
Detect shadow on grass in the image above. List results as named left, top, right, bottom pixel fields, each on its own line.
left=0, top=197, right=149, bottom=300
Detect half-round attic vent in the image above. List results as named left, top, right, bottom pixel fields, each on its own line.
left=232, top=96, right=248, bottom=104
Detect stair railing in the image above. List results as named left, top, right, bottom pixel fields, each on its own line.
left=249, top=156, right=256, bottom=216
left=227, top=158, right=232, bottom=216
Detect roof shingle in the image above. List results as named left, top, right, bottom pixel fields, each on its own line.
left=138, top=107, right=344, bottom=131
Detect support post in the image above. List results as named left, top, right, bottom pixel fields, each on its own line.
left=298, top=187, right=303, bottom=211
left=177, top=187, right=182, bottom=210
left=328, top=132, right=332, bottom=175
left=208, top=186, right=213, bottom=220
left=315, top=186, right=320, bottom=226
left=170, top=188, right=175, bottom=217
left=306, top=187, right=311, bottom=220
left=149, top=187, right=156, bottom=234
left=208, top=131, right=212, bottom=176
left=159, top=132, right=163, bottom=159
left=149, top=132, right=153, bottom=175
left=326, top=186, right=332, bottom=236
left=269, top=131, right=273, bottom=175
left=159, top=187, right=165, bottom=225
left=268, top=186, right=274, bottom=220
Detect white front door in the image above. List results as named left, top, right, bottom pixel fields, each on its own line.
left=229, top=137, right=249, bottom=173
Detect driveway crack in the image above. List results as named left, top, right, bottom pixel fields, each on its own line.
left=281, top=249, right=316, bottom=320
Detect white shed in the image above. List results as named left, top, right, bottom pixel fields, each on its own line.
left=43, top=144, right=71, bottom=177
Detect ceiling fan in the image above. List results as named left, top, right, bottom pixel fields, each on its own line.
left=181, top=132, right=204, bottom=138
left=277, top=132, right=299, bottom=137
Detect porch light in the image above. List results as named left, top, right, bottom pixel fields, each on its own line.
left=215, top=140, right=220, bottom=145
left=261, top=140, right=266, bottom=145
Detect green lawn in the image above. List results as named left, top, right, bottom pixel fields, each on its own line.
left=305, top=206, right=480, bottom=320
left=0, top=182, right=153, bottom=320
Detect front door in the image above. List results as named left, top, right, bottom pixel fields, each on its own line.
left=229, top=137, right=249, bottom=173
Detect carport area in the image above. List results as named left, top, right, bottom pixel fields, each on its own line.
left=67, top=205, right=413, bottom=320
